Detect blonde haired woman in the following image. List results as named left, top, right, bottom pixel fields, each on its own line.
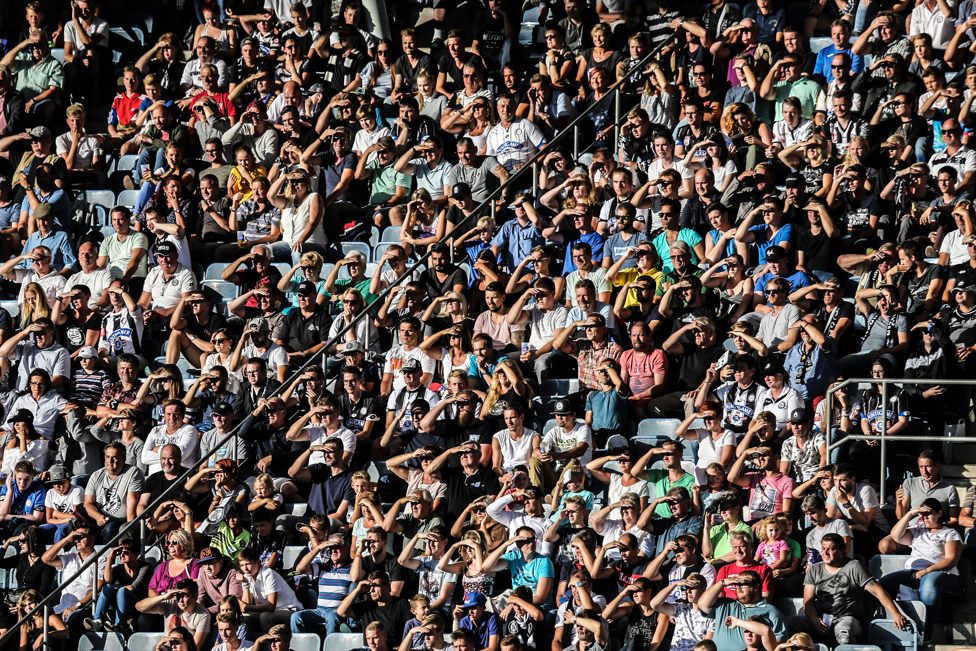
left=540, top=172, right=598, bottom=211
left=438, top=529, right=496, bottom=600
left=639, top=62, right=678, bottom=130
left=480, top=359, right=532, bottom=430
left=835, top=135, right=875, bottom=189
left=134, top=33, right=187, bottom=99
left=778, top=134, right=833, bottom=197
left=400, top=188, right=446, bottom=258
left=18, top=590, right=67, bottom=651
left=350, top=491, right=392, bottom=554
left=266, top=169, right=326, bottom=264
left=147, top=529, right=199, bottom=602
left=278, top=250, right=327, bottom=313
left=19, top=282, right=51, bottom=331
left=419, top=323, right=474, bottom=383
left=422, top=290, right=473, bottom=335
left=441, top=97, right=496, bottom=154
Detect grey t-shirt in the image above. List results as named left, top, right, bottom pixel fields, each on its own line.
left=804, top=558, right=874, bottom=619
left=805, top=519, right=853, bottom=563
left=902, top=476, right=960, bottom=515
left=84, top=465, right=145, bottom=520
left=450, top=157, right=503, bottom=203
left=860, top=313, right=908, bottom=353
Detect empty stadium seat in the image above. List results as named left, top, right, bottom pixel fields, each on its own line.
left=100, top=225, right=116, bottom=241
left=80, top=190, right=116, bottom=210
left=835, top=646, right=882, bottom=651
left=340, top=242, right=371, bottom=260
left=205, top=263, right=229, bottom=280
left=381, top=226, right=401, bottom=242
left=809, top=36, right=831, bottom=53
left=290, top=634, right=323, bottom=651
left=80, top=632, right=126, bottom=651
left=117, top=156, right=140, bottom=172
left=773, top=598, right=804, bottom=617
left=283, top=545, right=305, bottom=571
left=637, top=419, right=680, bottom=439
left=539, top=379, right=579, bottom=399
left=51, top=48, right=65, bottom=63
left=868, top=619, right=917, bottom=650
left=201, top=280, right=239, bottom=301
left=127, top=633, right=164, bottom=651
left=0, top=301, right=19, bottom=318
left=868, top=555, right=910, bottom=581
left=369, top=226, right=380, bottom=248
left=117, top=189, right=140, bottom=208
left=273, top=263, right=292, bottom=277
left=323, top=633, right=361, bottom=651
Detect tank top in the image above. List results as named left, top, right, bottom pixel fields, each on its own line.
left=624, top=607, right=659, bottom=651
left=281, top=192, right=327, bottom=247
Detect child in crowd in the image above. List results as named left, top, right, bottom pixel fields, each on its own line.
left=70, top=347, right=111, bottom=408
left=210, top=505, right=250, bottom=560
left=248, top=474, right=283, bottom=514
left=754, top=515, right=790, bottom=571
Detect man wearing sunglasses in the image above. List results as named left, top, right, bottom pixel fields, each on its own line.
left=165, top=291, right=226, bottom=368
left=138, top=240, right=197, bottom=355
left=729, top=440, right=795, bottom=521
left=338, top=571, right=412, bottom=643
left=292, top=533, right=354, bottom=635
left=0, top=242, right=66, bottom=306
left=0, top=31, right=60, bottom=127
left=278, top=281, right=331, bottom=368
left=427, top=439, right=500, bottom=524
left=41, top=524, right=105, bottom=633
left=483, top=526, right=556, bottom=610
left=699, top=569, right=786, bottom=651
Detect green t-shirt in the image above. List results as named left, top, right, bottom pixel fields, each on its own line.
left=99, top=231, right=149, bottom=279
left=709, top=520, right=753, bottom=559
left=644, top=468, right=696, bottom=518
left=367, top=159, right=412, bottom=205
left=773, top=77, right=820, bottom=121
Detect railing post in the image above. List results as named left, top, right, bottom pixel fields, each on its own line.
left=573, top=126, right=579, bottom=160
left=614, top=88, right=621, bottom=152
left=880, top=381, right=888, bottom=505
left=532, top=163, right=538, bottom=196
left=825, top=384, right=832, bottom=459
left=42, top=605, right=49, bottom=651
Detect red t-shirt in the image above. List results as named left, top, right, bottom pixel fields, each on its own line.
left=716, top=561, right=774, bottom=599
left=192, top=91, right=238, bottom=118
left=109, top=91, right=147, bottom=127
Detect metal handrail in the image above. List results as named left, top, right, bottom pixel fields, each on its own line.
left=8, top=31, right=681, bottom=651
left=824, top=377, right=976, bottom=505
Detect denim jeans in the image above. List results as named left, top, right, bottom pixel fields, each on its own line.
left=291, top=607, right=338, bottom=635
left=93, top=584, right=136, bottom=625
left=38, top=521, right=73, bottom=543
left=853, top=0, right=878, bottom=34
left=879, top=568, right=963, bottom=637
left=267, top=241, right=328, bottom=265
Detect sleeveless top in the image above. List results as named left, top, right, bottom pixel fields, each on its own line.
left=624, top=607, right=659, bottom=651
left=462, top=571, right=494, bottom=599
left=281, top=192, right=327, bottom=246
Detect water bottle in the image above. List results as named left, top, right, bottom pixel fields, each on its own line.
left=540, top=442, right=549, bottom=455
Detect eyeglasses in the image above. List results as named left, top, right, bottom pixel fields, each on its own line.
left=377, top=50, right=391, bottom=56
left=545, top=34, right=558, bottom=39
left=767, top=289, right=783, bottom=295
left=166, top=540, right=180, bottom=546
left=831, top=64, right=846, bottom=70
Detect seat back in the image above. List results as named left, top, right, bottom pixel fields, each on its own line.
left=80, top=190, right=116, bottom=210
left=79, top=633, right=126, bottom=651
left=637, top=419, right=680, bottom=439
left=283, top=545, right=305, bottom=571
left=381, top=226, right=401, bottom=242
left=773, top=598, right=804, bottom=617
left=868, top=555, right=911, bottom=581
left=322, top=633, right=363, bottom=651
left=340, top=242, right=371, bottom=261
left=868, top=619, right=918, bottom=651
left=127, top=633, right=165, bottom=651
left=291, top=633, right=323, bottom=651
left=835, top=646, right=883, bottom=651
left=205, top=263, right=229, bottom=280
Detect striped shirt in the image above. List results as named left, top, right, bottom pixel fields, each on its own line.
left=311, top=560, right=354, bottom=609
left=71, top=369, right=110, bottom=407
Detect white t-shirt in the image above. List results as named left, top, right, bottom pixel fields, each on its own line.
left=56, top=551, right=107, bottom=614
left=214, top=641, right=255, bottom=651
left=248, top=567, right=302, bottom=608
left=45, top=484, right=85, bottom=515
left=305, top=424, right=357, bottom=463
left=754, top=386, right=803, bottom=430
left=56, top=132, right=101, bottom=170
left=66, top=267, right=114, bottom=308
left=940, top=229, right=970, bottom=266
left=383, top=346, right=436, bottom=392
left=599, top=519, right=654, bottom=559
left=825, top=482, right=890, bottom=532
left=906, top=525, right=963, bottom=574
left=492, top=429, right=540, bottom=473
left=645, top=157, right=694, bottom=181
left=692, top=428, right=735, bottom=469
left=242, top=342, right=289, bottom=374
left=525, top=304, right=569, bottom=350
left=15, top=269, right=66, bottom=307
left=143, top=265, right=197, bottom=310
left=607, top=473, right=650, bottom=519
left=485, top=119, right=546, bottom=171
left=542, top=422, right=593, bottom=469
left=352, top=127, right=392, bottom=164
left=63, top=16, right=110, bottom=55
left=142, top=423, right=201, bottom=474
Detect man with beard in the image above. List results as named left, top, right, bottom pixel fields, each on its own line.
left=721, top=163, right=779, bottom=223
left=376, top=281, right=429, bottom=346
left=698, top=569, right=786, bottom=651
left=223, top=246, right=283, bottom=307
left=619, top=321, right=667, bottom=420
left=288, top=438, right=354, bottom=532
left=85, top=443, right=144, bottom=542
left=164, top=291, right=226, bottom=368
left=230, top=318, right=289, bottom=384
left=96, top=353, right=142, bottom=416
left=451, top=140, right=510, bottom=204
left=242, top=397, right=304, bottom=497
left=421, top=391, right=493, bottom=466
left=420, top=243, right=468, bottom=298
left=141, top=399, right=200, bottom=474
left=473, top=285, right=523, bottom=353
left=582, top=532, right=651, bottom=591
left=428, top=441, right=500, bottom=524
left=391, top=98, right=439, bottom=154
left=236, top=357, right=281, bottom=416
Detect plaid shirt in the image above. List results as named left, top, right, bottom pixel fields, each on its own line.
left=576, top=338, right=623, bottom=390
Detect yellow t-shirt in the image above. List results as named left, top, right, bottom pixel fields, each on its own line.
left=612, top=267, right=664, bottom=307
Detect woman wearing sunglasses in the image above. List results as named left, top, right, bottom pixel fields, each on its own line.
left=0, top=526, right=54, bottom=597
left=18, top=589, right=68, bottom=651
left=676, top=401, right=736, bottom=470
left=387, top=445, right=447, bottom=516
left=85, top=539, right=151, bottom=635
left=440, top=525, right=498, bottom=599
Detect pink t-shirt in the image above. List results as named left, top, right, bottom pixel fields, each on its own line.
left=745, top=472, right=796, bottom=520
left=620, top=347, right=668, bottom=398
left=756, top=539, right=790, bottom=568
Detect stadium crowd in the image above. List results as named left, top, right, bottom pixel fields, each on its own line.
left=0, top=0, right=975, bottom=649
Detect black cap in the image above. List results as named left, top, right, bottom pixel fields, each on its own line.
left=451, top=183, right=472, bottom=198
left=765, top=245, right=786, bottom=262
left=295, top=281, right=317, bottom=296
left=9, top=410, right=33, bottom=424
left=552, top=399, right=573, bottom=415
left=789, top=407, right=811, bottom=424
left=155, top=241, right=178, bottom=257
left=211, top=402, right=235, bottom=418
left=402, top=358, right=422, bottom=372
left=762, top=360, right=786, bottom=377
left=785, top=173, right=805, bottom=188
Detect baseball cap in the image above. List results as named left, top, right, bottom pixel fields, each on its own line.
left=307, top=83, right=325, bottom=95
left=953, top=284, right=976, bottom=293
left=552, top=398, right=573, bottom=415
left=46, top=465, right=69, bottom=483
left=211, top=402, right=236, bottom=418
left=789, top=407, right=811, bottom=424
left=342, top=340, right=365, bottom=354
left=197, top=546, right=226, bottom=564
left=451, top=182, right=472, bottom=198
left=462, top=593, right=487, bottom=609
left=9, top=410, right=33, bottom=424
left=155, top=241, right=177, bottom=257
left=77, top=346, right=99, bottom=359
left=295, top=281, right=317, bottom=296
left=402, top=358, right=422, bottom=373
left=762, top=360, right=786, bottom=376
left=764, top=245, right=786, bottom=262
left=248, top=317, right=271, bottom=332
left=28, top=126, right=51, bottom=140
left=785, top=173, right=805, bottom=188
left=606, top=434, right=631, bottom=455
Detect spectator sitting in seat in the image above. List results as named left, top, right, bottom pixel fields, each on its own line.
left=136, top=578, right=212, bottom=648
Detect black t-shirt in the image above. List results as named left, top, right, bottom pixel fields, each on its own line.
left=838, top=191, right=883, bottom=237
left=900, top=263, right=945, bottom=313
left=796, top=223, right=841, bottom=274
left=281, top=308, right=333, bottom=354
left=441, top=465, right=501, bottom=523
left=339, top=392, right=382, bottom=436
left=950, top=260, right=976, bottom=288
left=361, top=554, right=409, bottom=586
left=393, top=54, right=435, bottom=92
left=236, top=267, right=283, bottom=297
left=420, top=265, right=467, bottom=298
left=437, top=418, right=494, bottom=467
left=676, top=344, right=725, bottom=392
left=350, top=596, right=413, bottom=644
left=59, top=310, right=101, bottom=353
left=142, top=471, right=179, bottom=505
left=473, top=10, right=506, bottom=61
left=186, top=311, right=227, bottom=341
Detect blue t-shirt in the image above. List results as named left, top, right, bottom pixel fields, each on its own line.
left=749, top=223, right=794, bottom=265
left=468, top=354, right=509, bottom=390
left=503, top=550, right=556, bottom=609
left=561, top=232, right=606, bottom=275
left=550, top=490, right=596, bottom=521
left=586, top=386, right=627, bottom=432
left=0, top=480, right=45, bottom=516
left=460, top=612, right=503, bottom=649
left=755, top=269, right=812, bottom=299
